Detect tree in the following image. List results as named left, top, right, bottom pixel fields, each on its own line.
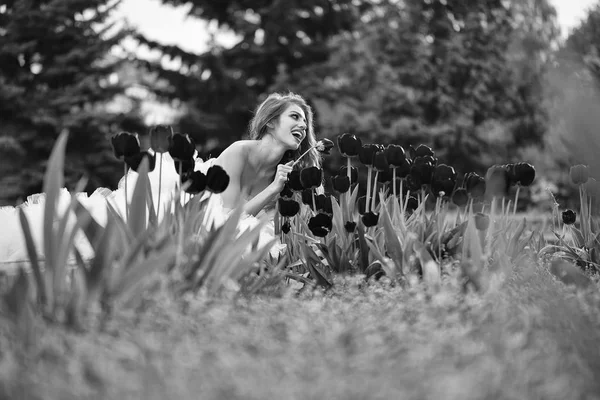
left=0, top=0, right=132, bottom=205
left=133, top=0, right=367, bottom=157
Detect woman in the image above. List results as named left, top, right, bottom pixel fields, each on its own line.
left=0, top=92, right=321, bottom=264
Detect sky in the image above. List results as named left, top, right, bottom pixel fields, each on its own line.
left=114, top=0, right=600, bottom=57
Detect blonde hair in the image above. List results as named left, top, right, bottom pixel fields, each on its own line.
left=248, top=92, right=321, bottom=170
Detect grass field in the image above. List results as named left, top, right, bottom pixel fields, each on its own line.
left=3, top=257, right=600, bottom=400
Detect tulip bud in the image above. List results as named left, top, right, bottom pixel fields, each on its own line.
left=465, top=172, right=486, bottom=199
left=169, top=133, right=196, bottom=161
left=301, top=188, right=314, bottom=207
left=414, top=144, right=434, bottom=158
left=378, top=167, right=393, bottom=183
left=337, top=133, right=362, bottom=157
left=281, top=220, right=291, bottom=234
left=433, top=164, right=457, bottom=182
left=344, top=221, right=356, bottom=233
left=288, top=170, right=304, bottom=191
left=384, top=144, right=406, bottom=167
left=357, top=195, right=367, bottom=215
left=111, top=131, right=140, bottom=160
left=570, top=164, right=589, bottom=185
left=339, top=166, right=358, bottom=184
left=396, top=158, right=412, bottom=178
left=562, top=209, right=576, bottom=225
left=358, top=144, right=378, bottom=167
left=308, top=213, right=333, bottom=237
left=149, top=124, right=173, bottom=153
left=315, top=194, right=333, bottom=215
left=405, top=196, right=418, bottom=212
left=513, top=162, right=536, bottom=186
left=373, top=151, right=389, bottom=171
left=205, top=165, right=230, bottom=193
left=183, top=170, right=207, bottom=194
left=431, top=178, right=455, bottom=198
left=300, top=166, right=322, bottom=189
left=174, top=158, right=195, bottom=176
left=278, top=198, right=300, bottom=217
left=280, top=183, right=293, bottom=198
left=474, top=212, right=490, bottom=231
left=361, top=211, right=379, bottom=227
left=332, top=175, right=351, bottom=193
left=452, top=188, right=469, bottom=207
left=125, top=151, right=156, bottom=172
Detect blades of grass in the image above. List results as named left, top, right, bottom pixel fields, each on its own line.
left=18, top=208, right=46, bottom=307
left=507, top=217, right=526, bottom=260
left=379, top=196, right=404, bottom=276
left=42, top=132, right=69, bottom=283
left=128, top=159, right=150, bottom=238
left=356, top=223, right=370, bottom=273
left=413, top=240, right=440, bottom=287
left=74, top=198, right=104, bottom=249
left=298, top=242, right=332, bottom=288
left=109, top=245, right=177, bottom=307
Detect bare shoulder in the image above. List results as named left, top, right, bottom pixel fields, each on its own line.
left=214, top=140, right=253, bottom=175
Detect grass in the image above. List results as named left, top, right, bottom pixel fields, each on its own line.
left=3, top=258, right=600, bottom=400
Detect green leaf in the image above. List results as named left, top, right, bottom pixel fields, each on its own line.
left=18, top=208, right=46, bottom=306
left=379, top=197, right=404, bottom=276
left=128, top=158, right=150, bottom=237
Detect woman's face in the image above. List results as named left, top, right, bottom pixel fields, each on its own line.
left=270, top=104, right=307, bottom=150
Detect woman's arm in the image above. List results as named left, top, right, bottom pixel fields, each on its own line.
left=241, top=162, right=294, bottom=216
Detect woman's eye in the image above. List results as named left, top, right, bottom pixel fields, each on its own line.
left=291, top=114, right=298, bottom=119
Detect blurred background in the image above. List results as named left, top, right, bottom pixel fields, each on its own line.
left=1, top=0, right=599, bottom=209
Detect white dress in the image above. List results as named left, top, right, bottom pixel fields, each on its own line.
left=0, top=153, right=285, bottom=268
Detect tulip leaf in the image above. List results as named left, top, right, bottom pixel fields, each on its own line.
left=128, top=158, right=150, bottom=237
left=18, top=208, right=46, bottom=307
left=413, top=240, right=440, bottom=286
left=298, top=242, right=332, bottom=288
left=379, top=195, right=404, bottom=276
left=356, top=223, right=370, bottom=273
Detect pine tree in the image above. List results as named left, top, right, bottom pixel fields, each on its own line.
left=0, top=0, right=131, bottom=205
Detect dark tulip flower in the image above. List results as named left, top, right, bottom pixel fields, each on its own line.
left=513, top=162, right=536, bottom=186
left=378, top=167, right=393, bottom=183
left=396, top=158, right=412, bottom=178
left=485, top=165, right=510, bottom=198
left=406, top=173, right=422, bottom=191
left=278, top=198, right=301, bottom=217
left=358, top=144, right=378, bottom=167
left=361, top=212, right=379, bottom=227
left=149, top=124, right=173, bottom=153
left=452, top=188, right=469, bottom=207
left=465, top=172, right=486, bottom=199
left=205, top=165, right=230, bottom=193
left=373, top=151, right=389, bottom=171
left=174, top=158, right=195, bottom=176
left=288, top=170, right=304, bottom=191
left=431, top=178, right=455, bottom=198
left=332, top=175, right=351, bottom=193
left=302, top=189, right=315, bottom=207
left=337, top=133, right=362, bottom=157
left=474, top=212, right=490, bottom=231
left=340, top=166, right=358, bottom=184
left=433, top=164, right=457, bottom=182
left=300, top=166, right=322, bottom=189
left=308, top=213, right=333, bottom=237
left=415, top=144, right=434, bottom=158
left=407, top=145, right=417, bottom=161
left=315, top=194, right=333, bottom=215
left=281, top=220, right=291, bottom=234
left=384, top=144, right=406, bottom=167
left=125, top=151, right=156, bottom=172
left=280, top=183, right=294, bottom=198
left=344, top=221, right=356, bottom=233
left=410, top=159, right=434, bottom=185
left=357, top=195, right=367, bottom=215
left=169, top=133, right=196, bottom=161
left=570, top=164, right=589, bottom=185
left=562, top=209, right=576, bottom=225
left=405, top=196, right=418, bottom=212
left=183, top=170, right=207, bottom=194
left=111, top=131, right=140, bottom=160
left=316, top=138, right=335, bottom=155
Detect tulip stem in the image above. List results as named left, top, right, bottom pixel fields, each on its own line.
left=392, top=168, right=397, bottom=199
left=365, top=167, right=372, bottom=214
left=124, top=162, right=129, bottom=222
left=512, top=185, right=520, bottom=216
left=346, top=158, right=352, bottom=223
left=371, top=171, right=379, bottom=212
left=157, top=153, right=163, bottom=221
left=312, top=190, right=317, bottom=214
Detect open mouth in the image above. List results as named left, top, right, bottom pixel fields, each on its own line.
left=291, top=130, right=304, bottom=142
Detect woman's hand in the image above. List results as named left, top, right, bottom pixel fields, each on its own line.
left=270, top=161, right=294, bottom=194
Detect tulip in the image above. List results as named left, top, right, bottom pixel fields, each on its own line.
left=125, top=150, right=156, bottom=172
left=205, top=165, right=230, bottom=193
left=407, top=145, right=417, bottom=161
left=405, top=196, right=418, bottom=212
left=280, top=183, right=293, bottom=198
left=406, top=173, right=422, bottom=192
left=415, top=144, right=434, bottom=158
left=278, top=198, right=300, bottom=217
left=410, top=158, right=434, bottom=185
left=169, top=133, right=196, bottom=161
left=300, top=166, right=322, bottom=189
left=344, top=221, right=356, bottom=233
left=315, top=138, right=335, bottom=155
left=433, top=164, right=457, bottom=182
left=174, top=158, right=195, bottom=176
left=308, top=213, right=333, bottom=237
left=464, top=172, right=486, bottom=199
left=149, top=124, right=173, bottom=153
left=570, top=164, right=589, bottom=185
left=361, top=211, right=379, bottom=227
left=396, top=158, right=412, bottom=178
left=373, top=151, right=389, bottom=171
left=111, top=131, right=140, bottom=160
left=562, top=209, right=576, bottom=225
left=513, top=162, right=536, bottom=186
left=377, top=167, right=393, bottom=183
left=332, top=175, right=351, bottom=193
left=315, top=194, right=333, bottom=215
left=339, top=166, right=358, bottom=184
left=357, top=195, right=367, bottom=215
left=452, top=188, right=469, bottom=207
left=281, top=220, right=291, bottom=234
left=337, top=133, right=362, bottom=157
left=183, top=170, right=207, bottom=195
left=302, top=189, right=315, bottom=207
left=358, top=144, right=378, bottom=167
left=384, top=144, right=406, bottom=167
left=431, top=178, right=455, bottom=198
left=288, top=170, right=304, bottom=191
left=474, top=212, right=490, bottom=231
